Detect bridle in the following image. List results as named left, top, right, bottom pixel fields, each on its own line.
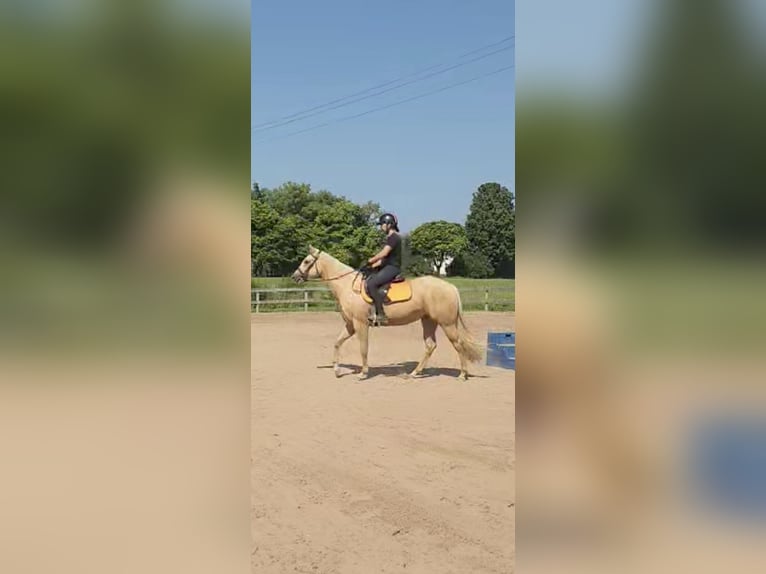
left=296, top=251, right=361, bottom=283
left=296, top=253, right=320, bottom=282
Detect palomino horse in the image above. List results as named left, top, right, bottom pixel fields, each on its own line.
left=292, top=246, right=483, bottom=380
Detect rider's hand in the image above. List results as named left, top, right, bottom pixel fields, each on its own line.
left=371, top=260, right=382, bottom=268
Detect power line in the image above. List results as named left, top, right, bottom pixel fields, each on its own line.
left=251, top=35, right=514, bottom=132
left=251, top=35, right=513, bottom=130
left=252, top=45, right=513, bottom=134
left=253, top=64, right=514, bottom=145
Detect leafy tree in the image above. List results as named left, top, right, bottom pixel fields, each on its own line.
left=401, top=233, right=431, bottom=276
left=251, top=199, right=281, bottom=276
left=261, top=182, right=312, bottom=219
left=251, top=198, right=307, bottom=276
left=627, top=0, right=766, bottom=247
left=1, top=3, right=248, bottom=248
left=465, top=183, right=515, bottom=278
left=358, top=201, right=383, bottom=225
left=409, top=221, right=468, bottom=275
left=311, top=201, right=381, bottom=267
left=251, top=182, right=385, bottom=275
left=447, top=247, right=494, bottom=278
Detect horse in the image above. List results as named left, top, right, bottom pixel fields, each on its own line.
left=291, top=246, right=483, bottom=380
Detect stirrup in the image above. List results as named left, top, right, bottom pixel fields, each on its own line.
left=368, top=311, right=388, bottom=327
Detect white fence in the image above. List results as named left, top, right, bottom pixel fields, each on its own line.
left=251, top=287, right=333, bottom=313
left=251, top=287, right=514, bottom=313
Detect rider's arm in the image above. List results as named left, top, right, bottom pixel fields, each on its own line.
left=368, top=245, right=392, bottom=265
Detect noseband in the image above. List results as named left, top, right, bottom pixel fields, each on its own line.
left=297, top=253, right=320, bottom=281
left=296, top=251, right=360, bottom=282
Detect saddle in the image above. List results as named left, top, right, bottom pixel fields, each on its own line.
left=358, top=273, right=412, bottom=305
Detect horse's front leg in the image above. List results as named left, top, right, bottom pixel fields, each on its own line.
left=354, top=319, right=370, bottom=379
left=333, top=321, right=355, bottom=377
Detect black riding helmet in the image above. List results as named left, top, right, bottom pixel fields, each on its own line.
left=378, top=212, right=399, bottom=231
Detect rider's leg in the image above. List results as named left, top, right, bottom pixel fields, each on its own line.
left=366, top=274, right=385, bottom=321
left=368, top=266, right=399, bottom=323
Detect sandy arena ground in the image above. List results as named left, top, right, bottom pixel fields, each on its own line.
left=252, top=312, right=515, bottom=574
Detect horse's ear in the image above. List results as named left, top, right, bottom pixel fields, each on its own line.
left=308, top=245, right=319, bottom=257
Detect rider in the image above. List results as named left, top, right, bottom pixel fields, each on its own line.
left=366, top=213, right=402, bottom=325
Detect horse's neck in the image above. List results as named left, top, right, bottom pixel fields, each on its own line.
left=320, top=255, right=355, bottom=298
left=320, top=254, right=351, bottom=278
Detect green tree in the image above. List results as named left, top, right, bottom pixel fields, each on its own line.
left=251, top=198, right=307, bottom=276
left=447, top=247, right=494, bottom=278
left=401, top=233, right=432, bottom=276
left=359, top=201, right=383, bottom=225
left=627, top=0, right=766, bottom=247
left=311, top=201, right=381, bottom=267
left=251, top=199, right=280, bottom=276
left=262, top=182, right=312, bottom=219
left=251, top=182, right=385, bottom=274
left=409, top=221, right=468, bottom=275
left=465, top=183, right=515, bottom=278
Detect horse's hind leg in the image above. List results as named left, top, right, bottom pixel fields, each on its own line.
left=333, top=321, right=355, bottom=377
left=441, top=322, right=469, bottom=380
left=410, top=317, right=437, bottom=377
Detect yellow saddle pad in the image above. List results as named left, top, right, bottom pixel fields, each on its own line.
left=361, top=279, right=412, bottom=305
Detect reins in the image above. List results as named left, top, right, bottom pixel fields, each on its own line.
left=315, top=268, right=359, bottom=282
left=301, top=251, right=365, bottom=283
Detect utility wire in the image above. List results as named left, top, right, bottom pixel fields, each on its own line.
left=251, top=35, right=514, bottom=132
left=253, top=64, right=514, bottom=145
left=252, top=45, right=512, bottom=134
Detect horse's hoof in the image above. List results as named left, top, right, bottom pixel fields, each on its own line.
left=357, top=372, right=369, bottom=381
left=458, top=373, right=468, bottom=382
left=334, top=367, right=342, bottom=378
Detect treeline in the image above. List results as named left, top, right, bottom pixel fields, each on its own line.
left=251, top=182, right=382, bottom=276
left=251, top=182, right=514, bottom=278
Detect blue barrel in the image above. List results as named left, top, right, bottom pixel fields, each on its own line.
left=486, top=332, right=515, bottom=370
left=688, top=414, right=766, bottom=521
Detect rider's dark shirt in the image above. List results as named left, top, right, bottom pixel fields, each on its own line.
left=381, top=232, right=401, bottom=268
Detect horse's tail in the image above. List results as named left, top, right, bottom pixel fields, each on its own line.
left=454, top=285, right=484, bottom=363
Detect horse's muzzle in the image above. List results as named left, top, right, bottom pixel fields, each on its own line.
left=292, top=270, right=304, bottom=283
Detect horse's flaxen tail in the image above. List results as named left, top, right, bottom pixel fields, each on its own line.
left=454, top=286, right=484, bottom=363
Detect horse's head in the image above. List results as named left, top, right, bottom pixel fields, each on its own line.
left=292, top=245, right=322, bottom=283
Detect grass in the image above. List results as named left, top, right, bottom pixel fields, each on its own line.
left=443, top=277, right=514, bottom=311
left=251, top=276, right=514, bottom=312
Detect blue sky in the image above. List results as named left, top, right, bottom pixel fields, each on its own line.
left=516, top=0, right=766, bottom=95
left=251, top=0, right=515, bottom=233
left=516, top=0, right=648, bottom=98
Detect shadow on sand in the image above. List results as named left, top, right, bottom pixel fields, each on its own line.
left=317, top=361, right=489, bottom=380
